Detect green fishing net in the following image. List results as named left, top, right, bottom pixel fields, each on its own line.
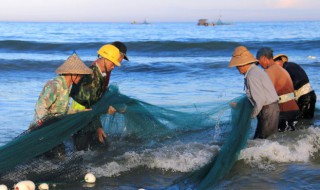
left=171, top=95, right=253, bottom=189
left=0, top=85, right=253, bottom=189
left=194, top=96, right=253, bottom=189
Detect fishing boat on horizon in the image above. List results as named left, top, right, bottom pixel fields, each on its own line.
left=131, top=19, right=151, bottom=25
left=197, top=16, right=232, bottom=26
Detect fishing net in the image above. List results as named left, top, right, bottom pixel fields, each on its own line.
left=171, top=95, right=254, bottom=190
left=0, top=85, right=118, bottom=185
left=0, top=84, right=253, bottom=189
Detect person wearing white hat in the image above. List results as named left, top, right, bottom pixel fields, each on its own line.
left=229, top=46, right=279, bottom=138
left=274, top=54, right=316, bottom=119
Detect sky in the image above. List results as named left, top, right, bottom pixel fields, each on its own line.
left=0, top=0, right=319, bottom=22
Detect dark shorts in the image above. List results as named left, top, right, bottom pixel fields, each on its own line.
left=297, top=90, right=317, bottom=119
left=72, top=116, right=105, bottom=151
left=73, top=130, right=100, bottom=151
left=278, top=110, right=301, bottom=132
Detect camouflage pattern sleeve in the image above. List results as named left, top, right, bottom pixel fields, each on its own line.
left=70, top=65, right=106, bottom=108
left=35, top=80, right=58, bottom=122
left=70, top=73, right=94, bottom=108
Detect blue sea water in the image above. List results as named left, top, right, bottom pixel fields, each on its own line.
left=0, top=21, right=320, bottom=189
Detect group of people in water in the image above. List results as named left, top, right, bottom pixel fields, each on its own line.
left=29, top=43, right=317, bottom=157
left=230, top=46, right=316, bottom=139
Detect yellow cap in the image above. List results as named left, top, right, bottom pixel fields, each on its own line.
left=97, top=44, right=121, bottom=66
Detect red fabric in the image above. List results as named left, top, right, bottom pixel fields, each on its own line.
left=104, top=71, right=111, bottom=93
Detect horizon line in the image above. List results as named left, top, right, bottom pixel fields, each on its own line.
left=0, top=19, right=319, bottom=24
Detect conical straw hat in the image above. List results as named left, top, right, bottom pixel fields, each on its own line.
left=229, top=46, right=258, bottom=67
left=56, top=53, right=93, bottom=75
left=273, top=54, right=288, bottom=62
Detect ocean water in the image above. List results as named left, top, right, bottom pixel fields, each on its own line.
left=0, top=21, right=320, bottom=189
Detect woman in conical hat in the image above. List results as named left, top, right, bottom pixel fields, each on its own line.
left=31, top=53, right=93, bottom=128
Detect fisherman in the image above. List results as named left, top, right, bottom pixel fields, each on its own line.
left=229, top=46, right=279, bottom=138
left=30, top=53, right=93, bottom=129
left=70, top=42, right=129, bottom=151
left=30, top=53, right=93, bottom=157
left=256, top=47, right=300, bottom=131
left=274, top=54, right=317, bottom=119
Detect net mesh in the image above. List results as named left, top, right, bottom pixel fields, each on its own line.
left=190, top=96, right=253, bottom=189
left=0, top=85, right=253, bottom=189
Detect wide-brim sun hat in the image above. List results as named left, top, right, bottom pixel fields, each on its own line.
left=56, top=53, right=93, bottom=75
left=273, top=54, right=288, bottom=62
left=229, top=46, right=258, bottom=67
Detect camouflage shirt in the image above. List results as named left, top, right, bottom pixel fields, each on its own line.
left=70, top=64, right=110, bottom=108
left=70, top=63, right=111, bottom=133
left=33, top=76, right=70, bottom=124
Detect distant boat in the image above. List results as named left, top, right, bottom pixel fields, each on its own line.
left=131, top=19, right=151, bottom=25
left=142, top=19, right=151, bottom=24
left=197, top=19, right=215, bottom=26
left=197, top=16, right=232, bottom=27
left=214, top=16, right=232, bottom=25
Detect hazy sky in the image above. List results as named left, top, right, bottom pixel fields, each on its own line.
left=0, top=0, right=319, bottom=22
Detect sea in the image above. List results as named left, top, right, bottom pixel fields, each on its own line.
left=0, top=21, right=320, bottom=189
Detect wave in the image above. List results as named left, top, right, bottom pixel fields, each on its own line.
left=1, top=39, right=319, bottom=73
left=239, top=127, right=320, bottom=169
left=89, top=127, right=320, bottom=178
left=0, top=59, right=63, bottom=72
left=89, top=142, right=219, bottom=177
left=0, top=40, right=100, bottom=52
left=0, top=57, right=230, bottom=73
left=1, top=39, right=320, bottom=56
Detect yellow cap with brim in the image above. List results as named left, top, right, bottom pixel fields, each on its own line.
left=97, top=44, right=121, bottom=66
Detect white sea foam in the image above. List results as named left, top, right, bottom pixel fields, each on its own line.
left=90, top=142, right=219, bottom=177
left=239, top=127, right=320, bottom=169
left=308, top=55, right=317, bottom=59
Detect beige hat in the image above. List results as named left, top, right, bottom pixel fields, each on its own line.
left=273, top=54, right=288, bottom=62
left=56, top=53, right=93, bottom=75
left=229, top=46, right=258, bottom=67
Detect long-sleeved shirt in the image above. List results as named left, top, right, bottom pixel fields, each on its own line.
left=245, top=64, right=279, bottom=117
left=70, top=63, right=110, bottom=108
left=70, top=63, right=111, bottom=132
left=33, top=75, right=70, bottom=125
left=283, top=61, right=310, bottom=90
